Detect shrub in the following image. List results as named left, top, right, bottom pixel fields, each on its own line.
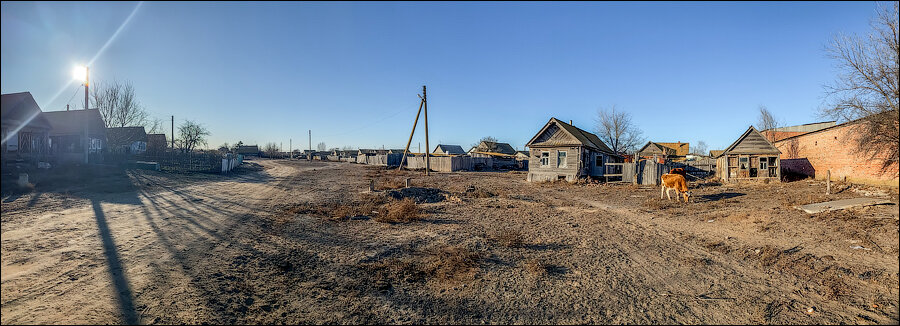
left=376, top=198, right=422, bottom=223
left=491, top=228, right=525, bottom=248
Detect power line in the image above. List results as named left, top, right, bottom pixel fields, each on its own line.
left=65, top=85, right=83, bottom=109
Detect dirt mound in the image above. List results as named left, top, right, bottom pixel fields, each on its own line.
left=386, top=187, right=445, bottom=203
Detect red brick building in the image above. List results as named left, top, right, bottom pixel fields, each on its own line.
left=774, top=120, right=898, bottom=187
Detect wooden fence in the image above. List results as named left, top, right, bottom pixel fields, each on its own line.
left=621, top=160, right=671, bottom=185
left=132, top=152, right=228, bottom=173
left=405, top=156, right=494, bottom=172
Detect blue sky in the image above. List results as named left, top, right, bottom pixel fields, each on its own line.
left=0, top=1, right=883, bottom=152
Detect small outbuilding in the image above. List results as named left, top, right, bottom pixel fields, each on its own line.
left=715, top=126, right=781, bottom=183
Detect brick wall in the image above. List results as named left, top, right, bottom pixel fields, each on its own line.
left=774, top=123, right=898, bottom=186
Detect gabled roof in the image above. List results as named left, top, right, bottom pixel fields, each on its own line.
left=526, top=117, right=617, bottom=155
left=107, top=126, right=147, bottom=143
left=637, top=141, right=689, bottom=156
left=637, top=141, right=675, bottom=156
left=43, top=109, right=106, bottom=136
left=235, top=145, right=259, bottom=154
left=721, top=126, right=781, bottom=155
left=147, top=133, right=167, bottom=143
left=1, top=92, right=52, bottom=130
left=774, top=111, right=897, bottom=144
left=469, top=141, right=517, bottom=155
left=709, top=150, right=725, bottom=158
left=433, top=144, right=466, bottom=155
left=656, top=142, right=689, bottom=156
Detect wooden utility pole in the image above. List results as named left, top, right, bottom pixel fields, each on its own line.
left=171, top=115, right=175, bottom=149
left=423, top=85, right=430, bottom=176
left=399, top=97, right=425, bottom=171
left=290, top=138, right=292, bottom=159
left=83, top=67, right=90, bottom=164
left=308, top=130, right=311, bottom=153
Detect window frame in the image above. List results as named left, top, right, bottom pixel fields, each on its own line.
left=557, top=150, right=568, bottom=168
left=540, top=151, right=549, bottom=167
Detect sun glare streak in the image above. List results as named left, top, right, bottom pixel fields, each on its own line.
left=88, top=1, right=144, bottom=66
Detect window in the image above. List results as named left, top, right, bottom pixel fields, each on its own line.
left=596, top=155, right=603, bottom=167
left=769, top=157, right=777, bottom=167
left=739, top=157, right=748, bottom=170
left=540, top=152, right=549, bottom=167
left=557, top=151, right=567, bottom=168
left=760, top=160, right=768, bottom=170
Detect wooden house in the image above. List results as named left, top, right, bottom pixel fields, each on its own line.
left=107, top=126, right=148, bottom=154
left=1, top=92, right=52, bottom=164
left=636, top=141, right=689, bottom=162
left=468, top=141, right=516, bottom=158
left=43, top=109, right=107, bottom=164
left=147, top=134, right=167, bottom=153
left=716, top=126, right=781, bottom=183
left=433, top=144, right=466, bottom=156
left=524, top=117, right=622, bottom=182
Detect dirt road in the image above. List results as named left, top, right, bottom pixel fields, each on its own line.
left=2, top=159, right=897, bottom=324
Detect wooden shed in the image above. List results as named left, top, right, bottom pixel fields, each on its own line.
left=716, top=126, right=781, bottom=183
left=525, top=117, right=622, bottom=182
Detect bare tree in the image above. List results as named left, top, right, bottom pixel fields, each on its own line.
left=786, top=138, right=801, bottom=159
left=316, top=142, right=326, bottom=152
left=756, top=105, right=779, bottom=143
left=218, top=142, right=230, bottom=153
left=91, top=79, right=148, bottom=128
left=175, top=120, right=210, bottom=153
left=692, top=141, right=709, bottom=156
left=822, top=2, right=899, bottom=174
left=263, top=142, right=280, bottom=158
left=341, top=145, right=355, bottom=151
left=471, top=136, right=499, bottom=152
left=144, top=117, right=165, bottom=134
left=595, top=105, right=644, bottom=154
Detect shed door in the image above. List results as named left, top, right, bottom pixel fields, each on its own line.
left=591, top=153, right=604, bottom=176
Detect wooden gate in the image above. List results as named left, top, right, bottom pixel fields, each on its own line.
left=621, top=160, right=671, bottom=185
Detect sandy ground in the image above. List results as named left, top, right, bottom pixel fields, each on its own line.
left=1, top=159, right=898, bottom=324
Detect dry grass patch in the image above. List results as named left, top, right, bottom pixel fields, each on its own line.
left=361, top=245, right=483, bottom=287
left=425, top=246, right=483, bottom=282
left=375, top=198, right=424, bottom=223
left=490, top=228, right=525, bottom=248
left=523, top=259, right=551, bottom=276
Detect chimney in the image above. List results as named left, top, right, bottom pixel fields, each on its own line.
left=569, top=120, right=573, bottom=125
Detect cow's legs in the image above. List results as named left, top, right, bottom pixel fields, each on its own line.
left=666, top=188, right=672, bottom=200
left=660, top=184, right=665, bottom=199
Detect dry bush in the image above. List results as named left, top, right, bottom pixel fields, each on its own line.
left=470, top=189, right=495, bottom=198
left=376, top=177, right=407, bottom=190
left=491, top=228, right=525, bottom=248
left=361, top=246, right=483, bottom=286
left=375, top=198, right=423, bottom=223
left=424, top=246, right=483, bottom=281
left=523, top=259, right=550, bottom=276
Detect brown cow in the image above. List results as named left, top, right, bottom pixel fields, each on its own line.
left=669, top=167, right=687, bottom=177
left=660, top=173, right=691, bottom=203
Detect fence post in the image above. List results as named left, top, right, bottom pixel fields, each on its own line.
left=826, top=170, right=831, bottom=195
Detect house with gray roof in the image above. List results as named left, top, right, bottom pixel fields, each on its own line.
left=432, top=144, right=466, bottom=155
left=524, top=117, right=622, bottom=182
